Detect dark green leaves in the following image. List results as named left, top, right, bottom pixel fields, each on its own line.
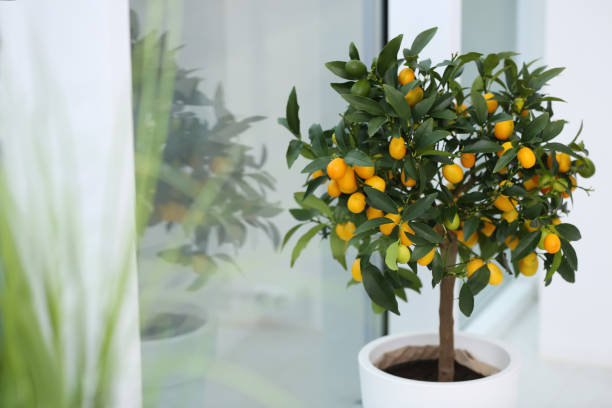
left=512, top=230, right=541, bottom=262
left=402, top=193, right=438, bottom=220
left=493, top=147, right=518, bottom=172
left=377, top=34, right=403, bottom=76
left=325, top=61, right=352, bottom=79
left=415, top=130, right=450, bottom=150
left=467, top=265, right=490, bottom=295
left=353, top=217, right=394, bottom=236
left=459, top=284, right=474, bottom=317
left=385, top=241, right=399, bottom=271
left=364, top=186, right=398, bottom=214
left=463, top=140, right=502, bottom=153
left=349, top=42, right=360, bottom=60
left=362, top=262, right=399, bottom=314
left=286, top=87, right=300, bottom=136
left=383, top=84, right=411, bottom=119
left=294, top=192, right=332, bottom=218
left=555, top=223, right=581, bottom=241
left=529, top=67, right=565, bottom=90
left=330, top=229, right=347, bottom=269
left=341, top=94, right=385, bottom=116
left=410, top=222, right=444, bottom=243
left=368, top=117, right=387, bottom=137
left=408, top=27, right=437, bottom=56
left=291, top=224, right=325, bottom=266
left=523, top=112, right=549, bottom=141
left=470, top=91, right=487, bottom=124
left=286, top=140, right=303, bottom=168
left=344, top=149, right=374, bottom=167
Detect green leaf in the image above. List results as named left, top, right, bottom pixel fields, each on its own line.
left=291, top=224, right=325, bottom=266
left=431, top=109, right=457, bottom=120
left=557, top=258, right=575, bottom=283
left=303, top=176, right=327, bottom=198
left=402, top=193, right=438, bottom=220
left=362, top=262, right=400, bottom=314
left=330, top=229, right=347, bottom=269
left=286, top=140, right=303, bottom=168
left=353, top=217, right=394, bottom=236
left=409, top=27, right=437, bottom=55
left=431, top=251, right=444, bottom=286
left=371, top=301, right=386, bottom=314
left=289, top=208, right=317, bottom=221
left=463, top=140, right=502, bottom=153
left=470, top=91, right=487, bottom=124
left=286, top=87, right=300, bottom=136
left=409, top=222, right=443, bottom=244
left=543, top=142, right=581, bottom=159
left=411, top=244, right=435, bottom=261
left=282, top=223, right=304, bottom=250
left=397, top=267, right=422, bottom=292
left=330, top=81, right=353, bottom=95
left=385, top=241, right=400, bottom=271
left=300, top=156, right=331, bottom=174
left=468, top=265, right=490, bottom=295
left=512, top=230, right=541, bottom=262
left=463, top=217, right=479, bottom=242
left=325, top=61, right=352, bottom=79
left=377, top=34, right=403, bottom=76
left=341, top=94, right=385, bottom=116
left=413, top=94, right=436, bottom=121
left=344, top=149, right=374, bottom=167
left=294, top=192, right=333, bottom=218
left=349, top=42, right=360, bottom=60
left=529, top=67, right=565, bottom=90
left=459, top=284, right=474, bottom=317
left=555, top=223, right=581, bottom=241
left=561, top=240, right=577, bottom=271
left=415, top=129, right=450, bottom=150
left=403, top=156, right=418, bottom=180
left=544, top=251, right=563, bottom=282
left=308, top=124, right=327, bottom=156
left=523, top=112, right=549, bottom=141
left=382, top=84, right=411, bottom=119
left=493, top=147, right=518, bottom=173
left=158, top=246, right=191, bottom=265
left=368, top=117, right=387, bottom=137
left=541, top=120, right=566, bottom=142
left=364, top=186, right=399, bottom=214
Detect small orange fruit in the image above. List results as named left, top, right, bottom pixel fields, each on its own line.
left=455, top=103, right=468, bottom=117
left=524, top=220, right=539, bottom=232
left=505, top=236, right=519, bottom=250
left=379, top=213, right=401, bottom=235
left=467, top=258, right=484, bottom=278
left=347, top=192, right=366, bottom=213
left=336, top=221, right=356, bottom=242
left=523, top=175, right=539, bottom=191
left=399, top=223, right=415, bottom=246
left=494, top=120, right=514, bottom=140
left=487, top=262, right=503, bottom=285
left=405, top=86, right=424, bottom=107
left=389, top=137, right=407, bottom=160
left=519, top=253, right=538, bottom=276
left=337, top=166, right=358, bottom=194
left=461, top=153, right=476, bottom=168
left=365, top=176, right=386, bottom=192
left=417, top=248, right=436, bottom=266
left=442, top=164, right=464, bottom=184
left=456, top=230, right=478, bottom=248
left=366, top=207, right=384, bottom=220
left=401, top=171, right=417, bottom=187
left=493, top=195, right=515, bottom=212
left=497, top=141, right=513, bottom=157
left=398, top=67, right=415, bottom=85
left=544, top=233, right=561, bottom=254
left=520, top=109, right=529, bottom=117
left=502, top=208, right=519, bottom=223
left=480, top=221, right=496, bottom=237
left=484, top=93, right=498, bottom=113
left=547, top=153, right=571, bottom=173
left=352, top=258, right=362, bottom=282
left=327, top=157, right=347, bottom=179
left=354, top=165, right=375, bottom=179
left=312, top=170, right=325, bottom=179
left=328, top=179, right=341, bottom=197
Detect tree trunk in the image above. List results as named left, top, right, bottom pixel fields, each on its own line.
left=438, top=237, right=458, bottom=382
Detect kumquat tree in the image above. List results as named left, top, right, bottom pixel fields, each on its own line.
left=279, top=27, right=595, bottom=381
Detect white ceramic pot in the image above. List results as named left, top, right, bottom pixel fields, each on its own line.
left=358, top=332, right=520, bottom=408
left=141, top=302, right=216, bottom=408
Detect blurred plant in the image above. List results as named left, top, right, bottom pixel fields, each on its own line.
left=131, top=11, right=281, bottom=290
left=280, top=28, right=595, bottom=381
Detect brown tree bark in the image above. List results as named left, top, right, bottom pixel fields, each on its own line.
left=438, top=235, right=458, bottom=382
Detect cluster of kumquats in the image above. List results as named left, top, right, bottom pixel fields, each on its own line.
left=280, top=28, right=594, bottom=315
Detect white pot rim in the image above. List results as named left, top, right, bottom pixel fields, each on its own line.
left=358, top=331, right=519, bottom=388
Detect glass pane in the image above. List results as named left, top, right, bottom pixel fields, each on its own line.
left=130, top=1, right=383, bottom=406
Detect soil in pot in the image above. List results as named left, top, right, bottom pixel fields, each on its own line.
left=141, top=312, right=205, bottom=341
left=383, top=359, right=484, bottom=382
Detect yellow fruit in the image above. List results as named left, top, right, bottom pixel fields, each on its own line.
left=365, top=176, right=386, bottom=192
left=445, top=214, right=460, bottom=230
left=160, top=202, right=188, bottom=223
left=417, top=248, right=436, bottom=266
left=336, top=221, right=356, bottom=242
left=456, top=230, right=478, bottom=248
left=524, top=220, right=539, bottom=232
left=312, top=169, right=325, bottom=179
left=210, top=156, right=232, bottom=174
left=497, top=141, right=513, bottom=157
left=461, top=153, right=476, bottom=168
left=547, top=153, right=571, bottom=173
left=348, top=192, right=366, bottom=213
left=379, top=213, right=401, bottom=235
left=502, top=208, right=519, bottom=223
left=487, top=262, right=503, bottom=285
left=398, top=67, right=416, bottom=85
left=517, top=147, right=536, bottom=168
left=337, top=166, right=358, bottom=194
left=493, top=195, right=515, bottom=212
left=389, top=137, right=407, bottom=160
left=366, top=207, right=383, bottom=220
left=405, top=86, right=424, bottom=107
left=484, top=93, right=498, bottom=113
left=519, top=253, right=538, bottom=276
left=494, top=120, right=514, bottom=140
left=192, top=255, right=210, bottom=274
left=544, top=233, right=561, bottom=254
left=520, top=109, right=529, bottom=117
left=442, top=164, right=464, bottom=184
left=328, top=179, right=341, bottom=197
left=480, top=221, right=496, bottom=237
left=562, top=175, right=577, bottom=198
left=467, top=258, right=484, bottom=278
left=523, top=175, right=539, bottom=191
left=352, top=258, right=362, bottom=282
left=327, top=157, right=347, bottom=180
left=552, top=217, right=561, bottom=225
left=354, top=165, right=375, bottom=179
left=401, top=171, right=417, bottom=187
left=397, top=245, right=411, bottom=263
left=455, top=103, right=468, bottom=116
left=399, top=223, right=415, bottom=246
left=505, top=236, right=519, bottom=250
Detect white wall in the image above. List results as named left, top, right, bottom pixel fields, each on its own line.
left=539, top=0, right=612, bottom=366
left=387, top=0, right=462, bottom=334
left=0, top=1, right=142, bottom=405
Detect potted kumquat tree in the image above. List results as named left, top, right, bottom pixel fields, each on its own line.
left=280, top=27, right=594, bottom=407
